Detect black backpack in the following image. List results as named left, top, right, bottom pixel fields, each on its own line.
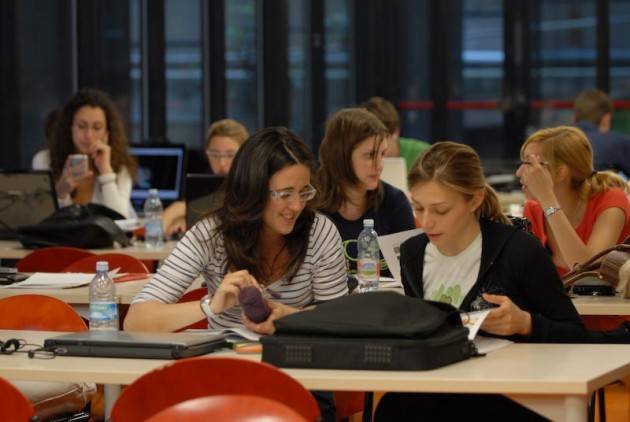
left=262, top=291, right=476, bottom=371
left=17, top=203, right=131, bottom=249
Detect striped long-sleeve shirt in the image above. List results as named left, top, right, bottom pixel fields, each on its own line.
left=132, top=212, right=348, bottom=329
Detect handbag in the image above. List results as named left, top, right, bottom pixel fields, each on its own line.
left=562, top=242, right=630, bottom=296
left=16, top=203, right=131, bottom=249
left=261, top=291, right=476, bottom=371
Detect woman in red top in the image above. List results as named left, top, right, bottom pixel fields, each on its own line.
left=516, top=126, right=630, bottom=275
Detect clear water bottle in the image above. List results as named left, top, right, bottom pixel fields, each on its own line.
left=357, top=219, right=380, bottom=292
left=89, top=261, right=118, bottom=331
left=144, top=188, right=164, bottom=248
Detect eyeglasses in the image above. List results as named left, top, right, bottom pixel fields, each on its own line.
left=206, top=150, right=237, bottom=160
left=269, top=185, right=317, bottom=202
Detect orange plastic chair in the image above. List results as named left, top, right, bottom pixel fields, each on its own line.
left=0, top=294, right=88, bottom=331
left=16, top=247, right=95, bottom=272
left=146, top=394, right=307, bottom=422
left=174, top=288, right=208, bottom=332
left=0, top=294, right=92, bottom=420
left=63, top=253, right=149, bottom=275
left=335, top=391, right=365, bottom=421
left=0, top=376, right=35, bottom=421
left=111, top=357, right=321, bottom=422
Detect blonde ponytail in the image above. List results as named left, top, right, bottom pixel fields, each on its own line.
left=579, top=170, right=628, bottom=200
left=480, top=184, right=510, bottom=225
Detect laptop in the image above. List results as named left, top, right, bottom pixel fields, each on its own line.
left=185, top=174, right=226, bottom=229
left=44, top=331, right=228, bottom=360
left=381, top=157, right=408, bottom=193
left=0, top=170, right=58, bottom=239
left=129, top=144, right=187, bottom=210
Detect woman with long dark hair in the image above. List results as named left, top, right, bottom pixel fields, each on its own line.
left=125, top=127, right=347, bottom=334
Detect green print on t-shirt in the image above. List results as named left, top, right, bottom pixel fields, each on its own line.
left=430, top=284, right=463, bottom=306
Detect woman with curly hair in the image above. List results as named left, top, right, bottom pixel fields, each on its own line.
left=35, top=88, right=137, bottom=217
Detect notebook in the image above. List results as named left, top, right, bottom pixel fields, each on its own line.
left=185, top=174, right=226, bottom=228
left=0, top=170, right=58, bottom=239
left=44, top=331, right=228, bottom=359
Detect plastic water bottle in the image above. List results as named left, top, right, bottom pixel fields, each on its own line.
left=89, top=261, right=118, bottom=331
left=357, top=219, right=380, bottom=292
left=144, top=188, right=164, bottom=248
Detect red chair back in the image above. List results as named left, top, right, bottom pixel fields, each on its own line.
left=174, top=288, right=208, bottom=331
left=0, top=294, right=88, bottom=331
left=146, top=394, right=307, bottom=422
left=16, top=247, right=95, bottom=272
left=63, top=253, right=149, bottom=275
left=0, top=376, right=35, bottom=421
left=111, top=357, right=320, bottom=422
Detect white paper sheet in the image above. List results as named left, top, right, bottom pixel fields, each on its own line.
left=5, top=272, right=95, bottom=289
left=187, top=326, right=261, bottom=342
left=376, top=228, right=423, bottom=283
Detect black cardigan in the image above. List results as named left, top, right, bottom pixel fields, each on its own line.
left=399, top=218, right=587, bottom=343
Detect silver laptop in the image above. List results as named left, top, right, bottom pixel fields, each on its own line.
left=44, top=331, right=227, bottom=359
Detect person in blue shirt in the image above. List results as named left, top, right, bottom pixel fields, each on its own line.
left=574, top=88, right=630, bottom=178
left=314, top=108, right=416, bottom=277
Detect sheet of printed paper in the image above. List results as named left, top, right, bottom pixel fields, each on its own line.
left=377, top=228, right=423, bottom=283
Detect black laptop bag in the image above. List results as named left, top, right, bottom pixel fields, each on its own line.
left=17, top=204, right=131, bottom=249
left=261, top=291, right=476, bottom=371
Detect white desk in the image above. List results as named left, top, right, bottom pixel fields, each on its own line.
left=0, top=240, right=177, bottom=261
left=572, top=295, right=630, bottom=316
left=2, top=330, right=630, bottom=422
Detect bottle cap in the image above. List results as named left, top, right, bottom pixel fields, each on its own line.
left=148, top=188, right=158, bottom=195
left=363, top=219, right=374, bottom=227
left=96, top=261, right=109, bottom=272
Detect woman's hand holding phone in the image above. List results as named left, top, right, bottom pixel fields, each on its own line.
left=56, top=155, right=94, bottom=198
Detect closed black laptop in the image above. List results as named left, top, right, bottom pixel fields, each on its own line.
left=44, top=331, right=227, bottom=360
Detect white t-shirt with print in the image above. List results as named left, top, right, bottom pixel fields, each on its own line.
left=422, top=233, right=482, bottom=308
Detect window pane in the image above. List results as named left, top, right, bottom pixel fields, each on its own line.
left=165, top=0, right=202, bottom=147
left=530, top=1, right=596, bottom=128
left=288, top=0, right=308, bottom=140
left=225, top=0, right=257, bottom=132
left=129, top=0, right=141, bottom=143
left=325, top=0, right=352, bottom=115
left=459, top=0, right=504, bottom=162
left=610, top=0, right=630, bottom=135
left=399, top=0, right=431, bottom=143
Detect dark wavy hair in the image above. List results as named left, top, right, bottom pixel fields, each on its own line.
left=50, top=88, right=136, bottom=180
left=215, top=127, right=316, bottom=284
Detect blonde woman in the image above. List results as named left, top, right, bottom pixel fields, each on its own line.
left=376, top=141, right=586, bottom=421
left=516, top=126, right=630, bottom=275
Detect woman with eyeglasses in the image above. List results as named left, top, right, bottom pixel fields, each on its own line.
left=125, top=127, right=348, bottom=335
left=34, top=88, right=137, bottom=218
left=162, top=119, right=249, bottom=235
left=375, top=141, right=587, bottom=422
left=314, top=108, right=415, bottom=277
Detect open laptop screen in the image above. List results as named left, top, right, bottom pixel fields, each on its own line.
left=129, top=144, right=186, bottom=209
left=0, top=170, right=58, bottom=239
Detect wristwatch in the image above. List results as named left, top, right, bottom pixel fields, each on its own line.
left=199, top=295, right=218, bottom=317
left=543, top=205, right=562, bottom=217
